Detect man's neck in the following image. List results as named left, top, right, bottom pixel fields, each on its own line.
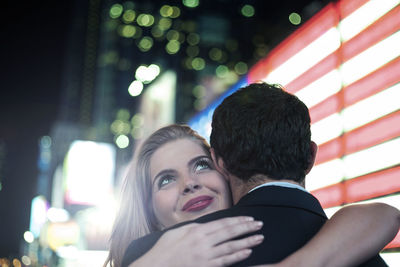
left=229, top=176, right=304, bottom=205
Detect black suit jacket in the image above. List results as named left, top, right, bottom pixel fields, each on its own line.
left=122, top=186, right=386, bottom=266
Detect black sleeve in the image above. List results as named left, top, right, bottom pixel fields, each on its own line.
left=358, top=254, right=388, bottom=267
left=121, top=231, right=163, bottom=267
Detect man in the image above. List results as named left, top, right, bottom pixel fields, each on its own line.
left=122, top=83, right=387, bottom=266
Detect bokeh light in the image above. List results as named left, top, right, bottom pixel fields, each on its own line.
left=289, top=12, right=302, bottom=25
left=191, top=57, right=205, bottom=70
left=166, top=40, right=180, bottom=54
left=160, top=5, right=173, bottom=17
left=122, top=10, right=136, bottom=23
left=109, top=4, right=123, bottom=19
left=192, top=85, right=206, bottom=98
left=234, top=61, right=248, bottom=75
left=138, top=36, right=153, bottom=52
left=137, top=14, right=154, bottom=27
left=183, top=0, right=199, bottom=8
left=159, top=18, right=172, bottom=30
left=216, top=65, right=229, bottom=78
left=135, top=64, right=161, bottom=83
left=128, top=80, right=144, bottom=96
left=40, top=136, right=52, bottom=148
left=241, top=4, right=255, bottom=17
left=171, top=6, right=181, bottom=18
left=186, top=45, right=199, bottom=57
left=131, top=113, right=144, bottom=127
left=209, top=47, right=223, bottom=61
left=120, top=25, right=136, bottom=38
left=21, top=256, right=31, bottom=266
left=115, top=135, right=129, bottom=149
left=23, top=231, right=34, bottom=243
left=187, top=33, right=200, bottom=45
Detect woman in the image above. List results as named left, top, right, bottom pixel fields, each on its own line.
left=105, top=124, right=399, bottom=267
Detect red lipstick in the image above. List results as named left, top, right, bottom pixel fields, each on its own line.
left=182, top=195, right=214, bottom=212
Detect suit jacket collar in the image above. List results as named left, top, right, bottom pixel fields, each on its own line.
left=236, top=185, right=327, bottom=219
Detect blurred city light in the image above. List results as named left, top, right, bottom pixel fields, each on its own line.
left=191, top=57, right=205, bottom=70
left=137, top=14, right=154, bottom=27
left=115, top=135, right=129, bottom=149
left=209, top=47, right=222, bottom=61
left=24, top=231, right=34, bottom=243
left=186, top=45, right=199, bottom=57
left=234, top=61, right=248, bottom=75
left=289, top=12, right=301, bottom=25
left=135, top=64, right=161, bottom=83
left=109, top=4, right=123, bottom=19
left=138, top=36, right=153, bottom=52
left=21, top=256, right=31, bottom=266
left=183, top=0, right=199, bottom=8
left=120, top=25, right=136, bottom=38
left=171, top=6, right=181, bottom=18
left=186, top=33, right=200, bottom=45
left=166, top=40, right=180, bottom=54
left=128, top=80, right=144, bottom=96
left=216, top=65, right=229, bottom=78
left=241, top=4, right=255, bottom=17
left=122, top=9, right=136, bottom=23
left=47, top=207, right=70, bottom=223
left=12, top=258, right=21, bottom=267
left=159, top=17, right=172, bottom=30
left=40, top=136, right=52, bottom=148
left=160, top=5, right=173, bottom=17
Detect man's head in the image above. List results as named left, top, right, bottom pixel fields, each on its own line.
left=210, top=82, right=316, bottom=185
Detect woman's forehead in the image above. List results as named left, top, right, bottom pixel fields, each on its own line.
left=150, top=139, right=206, bottom=173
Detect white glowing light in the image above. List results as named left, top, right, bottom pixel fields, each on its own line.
left=115, top=135, right=130, bottom=149
left=47, top=207, right=70, bottom=223
left=135, top=64, right=161, bottom=83
left=342, top=83, right=400, bottom=132
left=128, top=80, right=144, bottom=97
left=340, top=31, right=400, bottom=86
left=339, top=0, right=399, bottom=42
left=311, top=113, right=343, bottom=145
left=265, top=28, right=341, bottom=86
left=295, top=69, right=342, bottom=108
left=24, top=231, right=34, bottom=243
left=343, top=137, right=400, bottom=180
left=306, top=158, right=344, bottom=191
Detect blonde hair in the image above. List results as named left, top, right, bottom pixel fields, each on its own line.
left=104, top=124, right=210, bottom=267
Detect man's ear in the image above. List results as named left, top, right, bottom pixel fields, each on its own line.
left=305, top=141, right=318, bottom=174
left=210, top=148, right=229, bottom=180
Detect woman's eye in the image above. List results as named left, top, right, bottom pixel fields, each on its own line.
left=194, top=159, right=212, bottom=172
left=158, top=175, right=174, bottom=188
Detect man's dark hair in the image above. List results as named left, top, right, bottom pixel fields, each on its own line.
left=210, top=82, right=312, bottom=183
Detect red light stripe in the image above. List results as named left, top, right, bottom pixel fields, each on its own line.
left=341, top=5, right=400, bottom=62
left=286, top=52, right=341, bottom=94
left=337, top=0, right=370, bottom=18
left=315, top=138, right=342, bottom=165
left=316, top=111, right=400, bottom=165
left=344, top=111, right=400, bottom=155
left=309, top=58, right=400, bottom=125
left=248, top=4, right=338, bottom=82
left=311, top=167, right=400, bottom=209
left=344, top=57, right=400, bottom=107
left=311, top=183, right=345, bottom=208
left=345, top=166, right=400, bottom=203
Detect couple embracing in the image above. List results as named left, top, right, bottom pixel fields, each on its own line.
left=106, top=83, right=399, bottom=267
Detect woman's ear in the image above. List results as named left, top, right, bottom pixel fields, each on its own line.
left=210, top=148, right=229, bottom=180
left=305, top=141, right=318, bottom=174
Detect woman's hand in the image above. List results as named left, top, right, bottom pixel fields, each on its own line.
left=129, top=216, right=264, bottom=267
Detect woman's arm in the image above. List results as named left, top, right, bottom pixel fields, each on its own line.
left=128, top=216, right=265, bottom=267
left=264, top=203, right=400, bottom=267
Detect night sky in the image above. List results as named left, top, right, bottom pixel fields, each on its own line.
left=0, top=1, right=71, bottom=256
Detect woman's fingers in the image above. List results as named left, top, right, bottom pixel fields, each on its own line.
left=211, top=234, right=264, bottom=258
left=210, top=248, right=253, bottom=267
left=208, top=220, right=263, bottom=245
left=194, top=216, right=256, bottom=234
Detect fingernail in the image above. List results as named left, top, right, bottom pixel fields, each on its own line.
left=243, top=249, right=252, bottom=255
left=255, top=221, right=263, bottom=228
left=253, top=234, right=264, bottom=242
left=244, top=216, right=255, bottom=221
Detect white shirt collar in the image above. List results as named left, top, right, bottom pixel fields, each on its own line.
left=248, top=181, right=308, bottom=194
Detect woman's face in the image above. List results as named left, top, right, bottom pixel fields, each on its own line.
left=150, top=138, right=232, bottom=228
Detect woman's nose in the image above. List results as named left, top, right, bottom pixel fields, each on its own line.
left=182, top=183, right=201, bottom=194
